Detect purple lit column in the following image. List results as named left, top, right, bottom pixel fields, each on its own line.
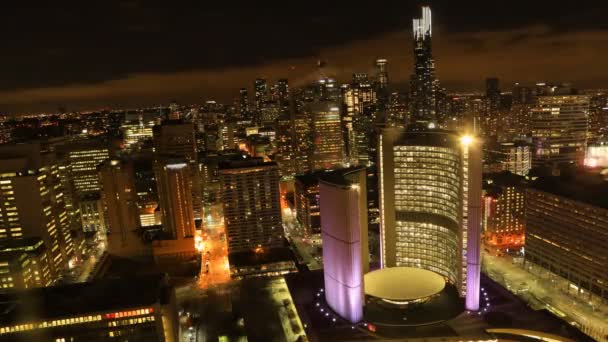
left=465, top=137, right=482, bottom=311
left=320, top=169, right=367, bottom=323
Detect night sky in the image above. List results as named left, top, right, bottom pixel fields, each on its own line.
left=1, top=1, right=607, bottom=114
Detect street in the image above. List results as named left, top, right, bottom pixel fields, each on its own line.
left=483, top=252, right=608, bottom=342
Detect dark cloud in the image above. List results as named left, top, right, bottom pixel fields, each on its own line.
left=0, top=1, right=607, bottom=113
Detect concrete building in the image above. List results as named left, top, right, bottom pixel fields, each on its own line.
left=0, top=238, right=53, bottom=289
left=307, top=101, right=344, bottom=171
left=154, top=159, right=195, bottom=241
left=320, top=167, right=368, bottom=323
left=153, top=120, right=202, bottom=220
left=294, top=172, right=321, bottom=235
left=378, top=128, right=482, bottom=310
left=0, top=143, right=74, bottom=280
left=531, top=86, right=589, bottom=167
left=219, top=158, right=283, bottom=254
left=525, top=173, right=608, bottom=300
left=482, top=172, right=527, bottom=249
left=0, top=274, right=179, bottom=341
left=58, top=141, right=111, bottom=197
left=99, top=159, right=148, bottom=259
left=275, top=112, right=311, bottom=177
left=485, top=141, right=532, bottom=176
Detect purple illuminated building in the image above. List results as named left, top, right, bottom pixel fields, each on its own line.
left=465, top=135, right=483, bottom=311
left=320, top=167, right=369, bottom=323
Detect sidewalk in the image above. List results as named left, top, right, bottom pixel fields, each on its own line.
left=483, top=253, right=608, bottom=342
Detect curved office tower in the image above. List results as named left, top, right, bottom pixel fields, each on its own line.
left=378, top=127, right=481, bottom=309
left=320, top=167, right=369, bottom=323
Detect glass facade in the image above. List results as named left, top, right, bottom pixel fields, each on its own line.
left=393, top=145, right=461, bottom=284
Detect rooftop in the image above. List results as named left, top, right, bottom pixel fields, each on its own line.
left=0, top=274, right=169, bottom=326
left=364, top=267, right=446, bottom=301
left=218, top=157, right=277, bottom=170
left=228, top=248, right=294, bottom=267
left=529, top=172, right=608, bottom=209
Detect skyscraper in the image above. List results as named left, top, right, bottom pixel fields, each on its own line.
left=99, top=159, right=147, bottom=258
left=531, top=85, right=589, bottom=167
left=320, top=167, right=368, bottom=323
left=275, top=111, right=311, bottom=177
left=307, top=101, right=344, bottom=170
left=152, top=120, right=202, bottom=219
left=409, top=6, right=438, bottom=124
left=239, top=87, right=250, bottom=118
left=59, top=141, right=111, bottom=197
left=154, top=158, right=196, bottom=240
left=0, top=143, right=74, bottom=279
left=219, top=159, right=283, bottom=254
left=276, top=78, right=289, bottom=107
left=375, top=58, right=389, bottom=89
left=254, top=78, right=268, bottom=111
left=378, top=128, right=482, bottom=309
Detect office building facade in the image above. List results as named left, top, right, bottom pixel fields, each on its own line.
left=482, top=172, right=526, bottom=248
left=531, top=89, right=589, bottom=167
left=0, top=143, right=74, bottom=280
left=378, top=128, right=482, bottom=309
left=525, top=176, right=608, bottom=300
left=307, top=101, right=344, bottom=171
left=219, top=159, right=283, bottom=253
left=99, top=159, right=147, bottom=258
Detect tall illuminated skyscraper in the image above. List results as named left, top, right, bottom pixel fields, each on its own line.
left=239, top=87, right=250, bottom=118
left=254, top=78, right=268, bottom=111
left=154, top=158, right=196, bottom=240
left=378, top=127, right=482, bottom=310
left=99, top=159, right=147, bottom=258
left=531, top=85, right=589, bottom=168
left=409, top=6, right=438, bottom=124
left=375, top=58, right=389, bottom=89
left=0, top=143, right=74, bottom=280
left=153, top=120, right=202, bottom=219
left=308, top=101, right=344, bottom=170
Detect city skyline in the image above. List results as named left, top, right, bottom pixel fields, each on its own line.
left=1, top=2, right=608, bottom=113
left=0, top=3, right=606, bottom=341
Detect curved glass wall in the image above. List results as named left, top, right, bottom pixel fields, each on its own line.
left=393, top=145, right=461, bottom=284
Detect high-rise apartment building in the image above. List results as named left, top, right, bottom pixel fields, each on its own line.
left=219, top=159, right=283, bottom=254
left=409, top=6, right=439, bottom=124
left=154, top=159, right=196, bottom=241
left=0, top=237, right=53, bottom=289
left=153, top=120, right=202, bottom=219
left=320, top=167, right=368, bottom=323
left=254, top=78, right=268, bottom=111
left=275, top=109, right=311, bottom=177
left=485, top=141, right=532, bottom=176
left=307, top=101, right=344, bottom=170
left=482, top=172, right=526, bottom=248
left=60, top=141, right=111, bottom=197
left=525, top=174, right=608, bottom=300
left=239, top=87, right=250, bottom=118
left=531, top=85, right=589, bottom=167
left=294, top=172, right=321, bottom=235
left=378, top=128, right=482, bottom=309
left=0, top=143, right=74, bottom=279
left=375, top=58, right=389, bottom=89
left=99, top=159, right=147, bottom=258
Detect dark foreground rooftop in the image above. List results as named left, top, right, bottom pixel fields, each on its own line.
left=530, top=172, right=608, bottom=209
left=0, top=274, right=169, bottom=326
